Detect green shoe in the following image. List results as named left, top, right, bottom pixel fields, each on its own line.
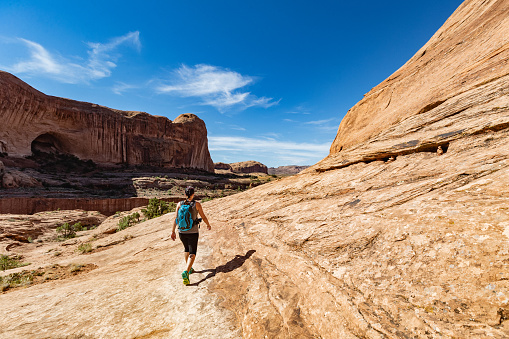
left=182, top=271, right=190, bottom=285
left=189, top=267, right=195, bottom=274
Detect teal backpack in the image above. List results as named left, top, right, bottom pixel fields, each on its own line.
left=176, top=201, right=195, bottom=232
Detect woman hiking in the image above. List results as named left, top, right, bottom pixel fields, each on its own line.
left=171, top=186, right=212, bottom=285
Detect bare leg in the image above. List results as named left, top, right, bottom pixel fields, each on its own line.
left=186, top=254, right=196, bottom=273
left=184, top=252, right=189, bottom=265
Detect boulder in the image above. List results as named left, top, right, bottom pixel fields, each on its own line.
left=0, top=72, right=214, bottom=172
left=1, top=169, right=41, bottom=188
left=230, top=161, right=268, bottom=174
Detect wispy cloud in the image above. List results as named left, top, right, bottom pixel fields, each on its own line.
left=208, top=136, right=330, bottom=165
left=304, top=118, right=336, bottom=125
left=112, top=81, right=140, bottom=95
left=286, top=105, right=311, bottom=115
left=156, top=64, right=279, bottom=112
left=3, top=31, right=140, bottom=84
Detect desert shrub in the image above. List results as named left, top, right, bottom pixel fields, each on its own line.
left=57, top=222, right=76, bottom=240
left=117, top=212, right=141, bottom=232
left=201, top=197, right=214, bottom=202
left=56, top=222, right=83, bottom=240
left=142, top=198, right=176, bottom=220
left=77, top=243, right=93, bottom=254
left=0, top=254, right=29, bottom=271
left=73, top=222, right=84, bottom=232
left=0, top=271, right=34, bottom=291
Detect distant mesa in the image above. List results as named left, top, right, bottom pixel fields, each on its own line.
left=268, top=165, right=309, bottom=176
left=214, top=162, right=233, bottom=171
left=214, top=161, right=268, bottom=174
left=0, top=70, right=214, bottom=172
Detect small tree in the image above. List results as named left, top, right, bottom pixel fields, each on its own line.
left=56, top=222, right=83, bottom=240
left=142, top=198, right=176, bottom=220
left=117, top=212, right=141, bottom=232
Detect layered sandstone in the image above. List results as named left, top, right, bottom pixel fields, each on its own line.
left=328, top=0, right=509, bottom=157
left=230, top=161, right=268, bottom=174
left=0, top=71, right=214, bottom=171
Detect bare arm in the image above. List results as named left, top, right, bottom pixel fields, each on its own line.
left=170, top=204, right=180, bottom=240
left=196, top=202, right=211, bottom=230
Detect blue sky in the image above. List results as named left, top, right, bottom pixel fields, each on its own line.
left=0, top=0, right=463, bottom=167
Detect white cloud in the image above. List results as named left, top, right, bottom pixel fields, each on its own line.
left=3, top=32, right=140, bottom=84
left=208, top=136, right=330, bottom=165
left=112, top=81, right=140, bottom=95
left=304, top=118, right=336, bottom=125
left=156, top=64, right=279, bottom=112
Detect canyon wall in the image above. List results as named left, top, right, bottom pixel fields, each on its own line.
left=0, top=71, right=214, bottom=172
left=0, top=197, right=182, bottom=216
left=327, top=0, right=509, bottom=161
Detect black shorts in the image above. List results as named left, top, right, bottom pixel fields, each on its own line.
left=178, top=232, right=199, bottom=255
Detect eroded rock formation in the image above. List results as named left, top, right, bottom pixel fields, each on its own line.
left=230, top=161, right=268, bottom=174
left=329, top=0, right=509, bottom=156
left=0, top=71, right=214, bottom=171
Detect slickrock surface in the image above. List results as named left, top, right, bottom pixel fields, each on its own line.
left=1, top=0, right=509, bottom=338
left=206, top=130, right=509, bottom=337
left=0, top=71, right=214, bottom=171
left=0, top=214, right=240, bottom=339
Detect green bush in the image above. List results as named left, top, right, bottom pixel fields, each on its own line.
left=77, top=243, right=93, bottom=254
left=0, top=254, right=29, bottom=271
left=0, top=271, right=33, bottom=291
left=117, top=212, right=141, bottom=232
left=56, top=222, right=83, bottom=240
left=141, top=198, right=176, bottom=220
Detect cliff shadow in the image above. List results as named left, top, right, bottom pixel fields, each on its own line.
left=188, top=249, right=256, bottom=287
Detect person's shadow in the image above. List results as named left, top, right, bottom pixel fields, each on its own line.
left=188, top=249, right=256, bottom=286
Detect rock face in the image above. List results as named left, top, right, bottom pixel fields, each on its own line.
left=0, top=197, right=181, bottom=216
left=230, top=161, right=268, bottom=174
left=329, top=0, right=509, bottom=156
left=0, top=71, right=214, bottom=172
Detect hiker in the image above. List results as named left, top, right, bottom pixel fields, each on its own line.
left=171, top=186, right=212, bottom=285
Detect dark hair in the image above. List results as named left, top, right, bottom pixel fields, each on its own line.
left=185, top=186, right=195, bottom=198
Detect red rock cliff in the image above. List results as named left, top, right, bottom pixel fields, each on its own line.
left=0, top=71, right=214, bottom=172
left=329, top=0, right=509, bottom=155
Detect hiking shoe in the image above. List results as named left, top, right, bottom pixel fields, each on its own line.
left=182, top=270, right=190, bottom=285
left=189, top=267, right=195, bottom=274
